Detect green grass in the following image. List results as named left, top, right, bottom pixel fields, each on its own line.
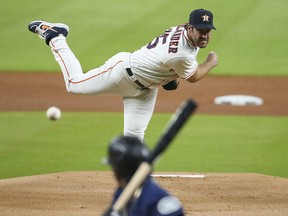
left=0, top=0, right=288, bottom=75
left=1, top=112, right=287, bottom=179
left=0, top=112, right=122, bottom=178
left=152, top=115, right=288, bottom=178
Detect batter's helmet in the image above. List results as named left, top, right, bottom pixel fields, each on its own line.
left=107, top=136, right=150, bottom=181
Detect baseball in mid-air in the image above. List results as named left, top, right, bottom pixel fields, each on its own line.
left=46, top=106, right=61, bottom=121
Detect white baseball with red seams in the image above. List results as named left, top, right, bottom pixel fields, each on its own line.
left=46, top=106, right=61, bottom=121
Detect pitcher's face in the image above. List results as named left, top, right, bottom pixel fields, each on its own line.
left=188, top=26, right=212, bottom=48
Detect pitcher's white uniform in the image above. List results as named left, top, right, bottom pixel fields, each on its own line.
left=50, top=24, right=199, bottom=140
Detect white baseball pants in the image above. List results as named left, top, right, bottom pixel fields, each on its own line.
left=49, top=36, right=158, bottom=140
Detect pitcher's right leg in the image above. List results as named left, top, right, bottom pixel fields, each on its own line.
left=49, top=36, right=84, bottom=92
left=28, top=20, right=82, bottom=92
left=28, top=20, right=139, bottom=97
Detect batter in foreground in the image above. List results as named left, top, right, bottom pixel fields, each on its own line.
left=102, top=135, right=184, bottom=216
left=28, top=8, right=218, bottom=141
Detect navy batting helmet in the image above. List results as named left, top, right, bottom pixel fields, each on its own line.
left=107, top=136, right=150, bottom=181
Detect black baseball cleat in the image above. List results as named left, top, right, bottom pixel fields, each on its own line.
left=28, top=21, right=69, bottom=45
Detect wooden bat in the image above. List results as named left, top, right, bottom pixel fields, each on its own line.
left=111, top=99, right=198, bottom=213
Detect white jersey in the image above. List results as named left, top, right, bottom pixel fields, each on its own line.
left=44, top=23, right=200, bottom=141
left=130, top=24, right=199, bottom=88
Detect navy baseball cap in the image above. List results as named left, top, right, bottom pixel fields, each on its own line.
left=189, top=8, right=216, bottom=30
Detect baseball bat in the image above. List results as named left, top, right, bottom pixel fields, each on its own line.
left=111, top=99, right=197, bottom=213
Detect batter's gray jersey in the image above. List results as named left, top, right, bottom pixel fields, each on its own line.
left=130, top=24, right=199, bottom=89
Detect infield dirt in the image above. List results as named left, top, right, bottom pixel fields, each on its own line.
left=0, top=73, right=288, bottom=216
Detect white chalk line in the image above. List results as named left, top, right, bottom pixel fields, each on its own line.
left=152, top=174, right=206, bottom=178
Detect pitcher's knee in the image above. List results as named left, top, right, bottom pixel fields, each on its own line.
left=66, top=82, right=84, bottom=94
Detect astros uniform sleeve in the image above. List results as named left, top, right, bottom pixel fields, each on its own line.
left=166, top=56, right=198, bottom=80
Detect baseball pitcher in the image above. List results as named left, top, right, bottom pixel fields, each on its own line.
left=28, top=8, right=218, bottom=141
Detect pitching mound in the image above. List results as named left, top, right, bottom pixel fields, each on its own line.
left=1, top=171, right=288, bottom=216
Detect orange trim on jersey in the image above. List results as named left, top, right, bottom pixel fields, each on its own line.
left=183, top=31, right=196, bottom=48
